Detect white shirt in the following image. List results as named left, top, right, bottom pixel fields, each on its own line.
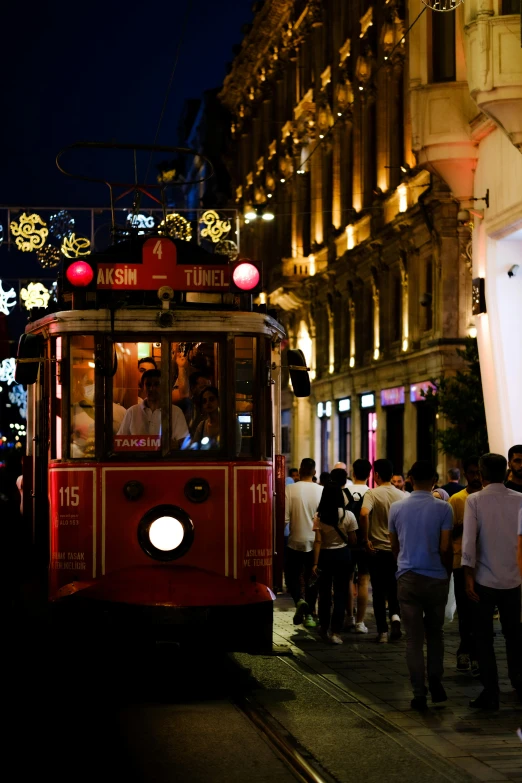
left=313, top=508, right=358, bottom=549
left=117, top=401, right=189, bottom=442
left=462, top=483, right=522, bottom=589
left=349, top=484, right=369, bottom=502
left=285, top=481, right=323, bottom=552
left=519, top=506, right=522, bottom=536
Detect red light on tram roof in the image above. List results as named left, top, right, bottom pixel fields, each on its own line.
left=232, top=262, right=260, bottom=291
left=66, top=260, right=94, bottom=287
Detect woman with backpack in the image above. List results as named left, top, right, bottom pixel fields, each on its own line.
left=311, top=469, right=358, bottom=644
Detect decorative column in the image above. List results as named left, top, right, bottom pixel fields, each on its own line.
left=332, top=124, right=342, bottom=229
left=326, top=295, right=335, bottom=375
left=399, top=252, right=409, bottom=352
left=371, top=271, right=380, bottom=361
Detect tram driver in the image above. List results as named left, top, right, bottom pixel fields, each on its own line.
left=117, top=369, right=189, bottom=448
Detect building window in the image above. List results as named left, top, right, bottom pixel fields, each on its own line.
left=431, top=9, right=456, bottom=83
left=500, top=0, right=519, bottom=13
left=337, top=398, right=351, bottom=467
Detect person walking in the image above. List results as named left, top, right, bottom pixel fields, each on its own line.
left=332, top=462, right=354, bottom=485
left=345, top=459, right=372, bottom=633
left=518, top=506, right=522, bottom=578
left=285, top=458, right=323, bottom=629
left=312, top=470, right=357, bottom=645
left=449, top=456, right=482, bottom=676
left=462, top=453, right=522, bottom=710
left=359, top=459, right=405, bottom=642
left=441, top=468, right=465, bottom=498
left=389, top=461, right=453, bottom=711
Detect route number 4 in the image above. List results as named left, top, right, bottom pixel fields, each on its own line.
left=153, top=240, right=163, bottom=259
left=250, top=483, right=268, bottom=504
left=59, top=486, right=79, bottom=507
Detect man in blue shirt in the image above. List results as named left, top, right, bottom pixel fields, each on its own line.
left=389, top=461, right=453, bottom=711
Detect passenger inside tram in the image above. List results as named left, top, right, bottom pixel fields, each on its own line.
left=190, top=385, right=220, bottom=450
left=137, top=356, right=157, bottom=400
left=71, top=366, right=126, bottom=458
left=117, top=369, right=189, bottom=447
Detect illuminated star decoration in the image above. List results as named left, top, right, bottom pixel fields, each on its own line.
left=159, top=213, right=192, bottom=242
left=200, top=210, right=231, bottom=243
left=8, top=384, right=27, bottom=419
left=0, top=224, right=3, bottom=247
left=0, top=358, right=16, bottom=386
left=49, top=210, right=75, bottom=241
left=36, top=245, right=62, bottom=269
left=61, top=233, right=91, bottom=258
left=10, top=212, right=49, bottom=252
left=20, top=282, right=52, bottom=310
left=0, top=280, right=17, bottom=315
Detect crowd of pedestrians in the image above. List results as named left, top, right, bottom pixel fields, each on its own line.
left=284, top=444, right=522, bottom=712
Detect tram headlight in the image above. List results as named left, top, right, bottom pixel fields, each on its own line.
left=138, top=504, right=194, bottom=562
left=149, top=516, right=184, bottom=551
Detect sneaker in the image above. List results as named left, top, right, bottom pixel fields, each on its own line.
left=303, top=614, right=317, bottom=628
left=355, top=622, right=368, bottom=634
left=492, top=608, right=499, bottom=620
left=344, top=615, right=356, bottom=631
left=293, top=599, right=308, bottom=625
left=411, top=696, right=428, bottom=711
left=329, top=633, right=343, bottom=645
left=456, top=653, right=470, bottom=671
left=389, top=618, right=402, bottom=641
left=469, top=689, right=499, bottom=710
left=376, top=633, right=388, bottom=643
left=470, top=660, right=481, bottom=678
left=428, top=677, right=447, bottom=704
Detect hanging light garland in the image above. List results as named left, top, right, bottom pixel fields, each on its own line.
left=36, top=245, right=62, bottom=269
left=199, top=210, right=231, bottom=243
left=20, top=282, right=52, bottom=310
left=421, top=0, right=463, bottom=9
left=49, top=210, right=75, bottom=241
left=0, top=358, right=16, bottom=385
left=0, top=280, right=17, bottom=315
left=61, top=233, right=91, bottom=258
left=158, top=213, right=192, bottom=242
left=9, top=212, right=48, bottom=252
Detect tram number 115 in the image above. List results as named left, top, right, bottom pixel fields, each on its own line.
left=59, top=486, right=80, bottom=507
left=250, top=484, right=268, bottom=504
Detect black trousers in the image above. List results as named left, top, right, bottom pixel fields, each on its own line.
left=471, top=582, right=522, bottom=694
left=368, top=549, right=400, bottom=633
left=318, top=547, right=353, bottom=634
left=284, top=547, right=318, bottom=610
left=453, top=567, right=476, bottom=659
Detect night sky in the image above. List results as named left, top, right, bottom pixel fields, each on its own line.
left=1, top=0, right=252, bottom=207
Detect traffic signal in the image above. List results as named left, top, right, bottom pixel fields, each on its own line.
left=230, top=258, right=263, bottom=296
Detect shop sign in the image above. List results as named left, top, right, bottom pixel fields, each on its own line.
left=410, top=381, right=436, bottom=403
left=380, top=386, right=405, bottom=407
left=360, top=393, right=375, bottom=409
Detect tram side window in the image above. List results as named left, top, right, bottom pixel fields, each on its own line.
left=235, top=337, right=255, bottom=457
left=54, top=336, right=62, bottom=459
left=172, top=341, right=221, bottom=451
left=112, top=342, right=162, bottom=453
left=70, top=336, right=97, bottom=458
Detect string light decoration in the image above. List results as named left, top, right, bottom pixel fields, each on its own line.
left=61, top=233, right=91, bottom=258
left=214, top=239, right=239, bottom=261
left=49, top=210, right=75, bottom=240
left=0, top=224, right=3, bottom=247
left=36, top=245, right=62, bottom=269
left=127, top=213, right=155, bottom=232
left=158, top=213, right=192, bottom=241
left=20, top=282, right=52, bottom=310
left=0, top=281, right=17, bottom=315
left=10, top=212, right=49, bottom=252
left=421, top=0, right=463, bottom=9
left=199, top=210, right=231, bottom=243
left=0, top=358, right=16, bottom=386
left=8, top=384, right=27, bottom=420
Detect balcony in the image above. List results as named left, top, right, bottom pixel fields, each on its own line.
left=465, top=12, right=522, bottom=151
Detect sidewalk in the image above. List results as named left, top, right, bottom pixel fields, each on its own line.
left=273, top=594, right=522, bottom=782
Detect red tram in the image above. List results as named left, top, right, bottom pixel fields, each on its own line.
left=16, top=200, right=309, bottom=651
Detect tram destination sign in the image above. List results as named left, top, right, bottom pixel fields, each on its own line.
left=96, top=237, right=230, bottom=292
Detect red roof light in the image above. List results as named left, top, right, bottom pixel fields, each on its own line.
left=66, top=260, right=94, bottom=287
left=232, top=262, right=260, bottom=291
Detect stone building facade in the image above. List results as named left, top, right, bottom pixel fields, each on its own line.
left=219, top=0, right=520, bottom=476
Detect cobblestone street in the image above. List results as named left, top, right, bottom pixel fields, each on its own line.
left=273, top=594, right=522, bottom=782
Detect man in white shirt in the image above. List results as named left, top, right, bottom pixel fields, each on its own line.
left=462, top=452, right=522, bottom=709
left=118, top=369, right=189, bottom=446
left=285, top=458, right=323, bottom=628
left=332, top=462, right=354, bottom=486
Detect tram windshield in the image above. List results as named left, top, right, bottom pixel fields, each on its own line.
left=66, top=335, right=260, bottom=459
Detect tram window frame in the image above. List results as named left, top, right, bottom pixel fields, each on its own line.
left=68, top=334, right=98, bottom=461
left=50, top=336, right=63, bottom=460
left=232, top=334, right=265, bottom=461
